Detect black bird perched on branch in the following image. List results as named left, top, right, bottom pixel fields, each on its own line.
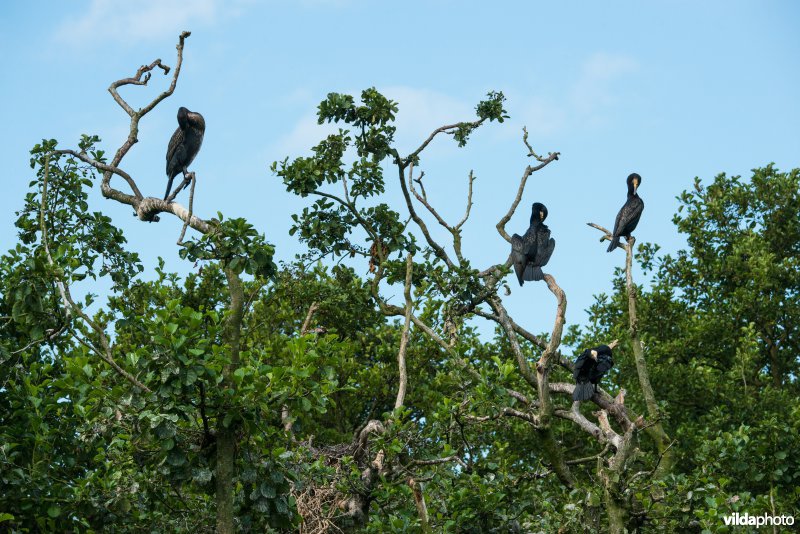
left=607, top=173, right=644, bottom=252
left=164, top=106, right=205, bottom=201
left=511, top=202, right=556, bottom=285
left=573, top=344, right=614, bottom=401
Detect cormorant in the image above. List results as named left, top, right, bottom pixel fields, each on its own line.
left=511, top=202, right=556, bottom=285
left=573, top=344, right=614, bottom=401
left=164, top=107, right=205, bottom=200
left=607, top=173, right=644, bottom=252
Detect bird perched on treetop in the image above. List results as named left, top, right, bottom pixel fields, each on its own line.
left=164, top=107, right=205, bottom=201
left=607, top=173, right=644, bottom=252
left=511, top=202, right=556, bottom=285
left=573, top=344, right=614, bottom=401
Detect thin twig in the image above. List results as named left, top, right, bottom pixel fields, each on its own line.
left=404, top=119, right=485, bottom=164
left=407, top=163, right=452, bottom=232
left=566, top=443, right=611, bottom=465
left=10, top=324, right=68, bottom=355
left=454, top=170, right=475, bottom=231
left=176, top=172, right=196, bottom=244
left=495, top=136, right=560, bottom=243
left=587, top=222, right=614, bottom=244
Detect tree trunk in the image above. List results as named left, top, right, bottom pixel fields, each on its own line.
left=603, top=483, right=629, bottom=534
left=215, top=427, right=236, bottom=534
left=600, top=428, right=637, bottom=534
left=215, top=269, right=245, bottom=533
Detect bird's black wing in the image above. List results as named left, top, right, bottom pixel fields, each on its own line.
left=619, top=197, right=644, bottom=237
left=573, top=351, right=591, bottom=380
left=611, top=200, right=628, bottom=238
left=590, top=353, right=614, bottom=382
left=511, top=234, right=527, bottom=286
left=534, top=227, right=555, bottom=270
left=613, top=196, right=644, bottom=238
left=166, top=127, right=186, bottom=178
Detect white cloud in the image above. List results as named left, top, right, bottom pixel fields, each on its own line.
left=270, top=60, right=638, bottom=161
left=570, top=52, right=638, bottom=119
left=272, top=111, right=338, bottom=159
left=515, top=94, right=568, bottom=137
left=55, top=0, right=227, bottom=46
left=511, top=52, right=638, bottom=136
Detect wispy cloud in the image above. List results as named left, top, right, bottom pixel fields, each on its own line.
left=271, top=111, right=337, bottom=160
left=513, top=52, right=638, bottom=136
left=54, top=0, right=236, bottom=46
left=570, top=52, right=638, bottom=120
left=271, top=58, right=638, bottom=161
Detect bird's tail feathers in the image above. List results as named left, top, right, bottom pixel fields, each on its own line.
left=606, top=236, right=620, bottom=253
left=573, top=382, right=595, bottom=402
left=164, top=176, right=175, bottom=201
left=524, top=265, right=544, bottom=282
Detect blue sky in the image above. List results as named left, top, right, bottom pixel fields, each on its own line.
left=1, top=1, right=798, bottom=339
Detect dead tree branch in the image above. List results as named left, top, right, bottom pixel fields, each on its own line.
left=394, top=253, right=414, bottom=411
left=53, top=32, right=208, bottom=233
left=588, top=223, right=674, bottom=474
left=495, top=143, right=560, bottom=243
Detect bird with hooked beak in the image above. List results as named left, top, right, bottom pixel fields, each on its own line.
left=607, top=173, right=644, bottom=252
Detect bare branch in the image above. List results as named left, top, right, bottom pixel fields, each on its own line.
left=521, top=126, right=559, bottom=163
left=404, top=119, right=485, bottom=163
left=101, top=32, right=191, bottom=202
left=410, top=455, right=469, bottom=469
left=108, top=31, right=190, bottom=118
left=540, top=273, right=567, bottom=366
left=394, top=253, right=414, bottom=410
left=176, top=172, right=196, bottom=244
left=455, top=170, right=476, bottom=230
left=300, top=302, right=320, bottom=336
left=408, top=164, right=452, bottom=232
left=10, top=324, right=68, bottom=356
left=463, top=406, right=540, bottom=426
left=554, top=405, right=621, bottom=449
left=496, top=137, right=560, bottom=243
left=587, top=222, right=614, bottom=244
left=566, top=443, right=611, bottom=465
left=166, top=170, right=194, bottom=203
left=489, top=297, right=538, bottom=389
left=54, top=149, right=144, bottom=199
left=394, top=157, right=455, bottom=269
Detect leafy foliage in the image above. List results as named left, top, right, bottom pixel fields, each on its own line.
left=1, top=78, right=797, bottom=534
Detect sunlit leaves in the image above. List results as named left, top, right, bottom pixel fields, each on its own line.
left=179, top=214, right=277, bottom=279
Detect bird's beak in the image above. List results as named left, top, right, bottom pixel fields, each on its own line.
left=590, top=350, right=598, bottom=360
left=633, top=178, right=639, bottom=193
left=540, top=212, right=545, bottom=220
